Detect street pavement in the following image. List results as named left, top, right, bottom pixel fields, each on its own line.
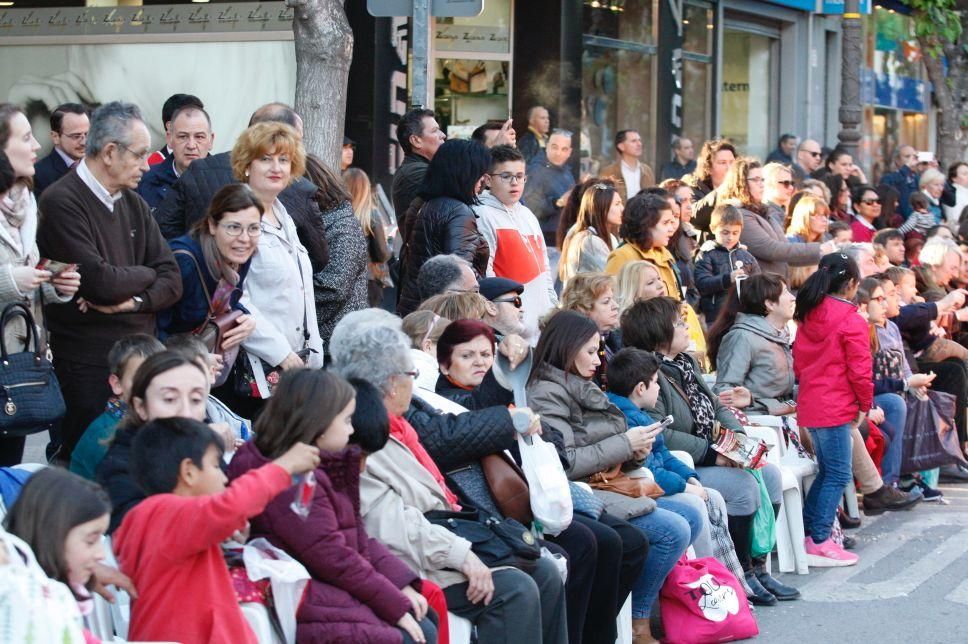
left=24, top=434, right=968, bottom=643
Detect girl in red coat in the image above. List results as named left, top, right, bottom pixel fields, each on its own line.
left=793, top=252, right=866, bottom=568
left=228, top=370, right=438, bottom=644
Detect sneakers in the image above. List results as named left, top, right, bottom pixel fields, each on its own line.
left=900, top=475, right=944, bottom=502
left=862, top=484, right=922, bottom=515
left=804, top=536, right=859, bottom=567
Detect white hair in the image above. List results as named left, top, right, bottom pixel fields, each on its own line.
left=329, top=309, right=413, bottom=394
left=918, top=238, right=960, bottom=268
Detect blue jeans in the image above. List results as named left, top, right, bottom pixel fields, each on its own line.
left=803, top=424, right=854, bottom=543
left=875, top=393, right=907, bottom=485
left=628, top=507, right=693, bottom=619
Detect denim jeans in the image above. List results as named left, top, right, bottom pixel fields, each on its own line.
left=875, top=392, right=907, bottom=485
left=803, top=424, right=854, bottom=543
left=627, top=507, right=693, bottom=618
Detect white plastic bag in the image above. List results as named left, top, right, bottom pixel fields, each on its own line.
left=517, top=434, right=573, bottom=535
left=243, top=537, right=312, bottom=644
left=0, top=527, right=86, bottom=644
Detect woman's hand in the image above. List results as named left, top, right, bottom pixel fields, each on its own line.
left=685, top=482, right=708, bottom=500
left=514, top=406, right=543, bottom=436
left=92, top=563, right=139, bottom=603
left=868, top=406, right=885, bottom=425
left=50, top=269, right=80, bottom=297
left=401, top=585, right=428, bottom=621
left=231, top=522, right=251, bottom=544
left=460, top=551, right=495, bottom=605
left=626, top=425, right=656, bottom=453
left=397, top=613, right=426, bottom=643
left=908, top=372, right=936, bottom=389
left=498, top=333, right=530, bottom=370
left=715, top=453, right=740, bottom=468
left=221, top=314, right=256, bottom=349
left=279, top=352, right=305, bottom=371
left=718, top=386, right=751, bottom=409
left=12, top=266, right=50, bottom=292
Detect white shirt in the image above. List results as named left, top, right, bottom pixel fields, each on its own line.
left=853, top=214, right=876, bottom=231
left=621, top=160, right=641, bottom=199
left=75, top=159, right=123, bottom=212
left=54, top=146, right=76, bottom=169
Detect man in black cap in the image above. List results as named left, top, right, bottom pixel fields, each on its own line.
left=341, top=136, right=355, bottom=172
left=479, top=276, right=527, bottom=338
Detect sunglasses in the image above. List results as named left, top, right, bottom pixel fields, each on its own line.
left=806, top=151, right=822, bottom=157
left=493, top=295, right=523, bottom=308
left=860, top=198, right=881, bottom=205
left=777, top=180, right=796, bottom=188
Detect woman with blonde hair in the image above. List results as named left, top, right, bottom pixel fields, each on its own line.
left=786, top=194, right=831, bottom=243
left=559, top=179, right=622, bottom=285
left=344, top=167, right=392, bottom=306
left=401, top=309, right=452, bottom=394
left=418, top=290, right=491, bottom=322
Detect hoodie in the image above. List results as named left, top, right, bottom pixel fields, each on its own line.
left=474, top=191, right=558, bottom=340
left=713, top=313, right=795, bottom=416
left=793, top=296, right=873, bottom=427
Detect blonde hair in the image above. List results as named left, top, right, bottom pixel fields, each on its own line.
left=786, top=194, right=830, bottom=242
left=614, top=260, right=662, bottom=314
left=401, top=310, right=451, bottom=349
left=231, top=122, right=306, bottom=184
left=343, top=168, right=374, bottom=236
left=418, top=292, right=490, bottom=321
left=560, top=272, right=615, bottom=315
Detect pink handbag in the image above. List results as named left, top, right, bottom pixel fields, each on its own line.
left=660, top=555, right=759, bottom=644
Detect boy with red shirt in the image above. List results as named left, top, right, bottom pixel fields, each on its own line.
left=114, top=417, right=319, bottom=644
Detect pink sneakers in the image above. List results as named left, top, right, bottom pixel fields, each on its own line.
left=804, top=537, right=859, bottom=567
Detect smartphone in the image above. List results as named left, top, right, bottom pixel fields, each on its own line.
left=648, top=415, right=674, bottom=435
left=36, top=259, right=78, bottom=277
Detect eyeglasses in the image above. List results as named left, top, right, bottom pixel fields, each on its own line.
left=870, top=295, right=886, bottom=304
left=859, top=198, right=881, bottom=205
left=61, top=132, right=87, bottom=142
left=219, top=222, right=263, bottom=237
left=777, top=180, right=796, bottom=188
left=401, top=369, right=420, bottom=379
left=747, top=176, right=765, bottom=184
left=493, top=295, right=523, bottom=308
left=489, top=172, right=528, bottom=185
left=674, top=319, right=689, bottom=330
left=114, top=142, right=150, bottom=163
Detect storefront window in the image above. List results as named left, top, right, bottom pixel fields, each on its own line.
left=680, top=1, right=714, bottom=149
left=721, top=30, right=775, bottom=161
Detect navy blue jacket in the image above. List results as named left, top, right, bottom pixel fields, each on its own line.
left=693, top=241, right=759, bottom=321
left=607, top=392, right=699, bottom=495
left=33, top=150, right=71, bottom=196
left=879, top=166, right=919, bottom=219
left=137, top=158, right=178, bottom=210
left=889, top=301, right=939, bottom=354
left=523, top=152, right=576, bottom=238
left=156, top=235, right=250, bottom=340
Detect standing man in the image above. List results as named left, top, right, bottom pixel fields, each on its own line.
left=145, top=93, right=204, bottom=167
left=766, top=134, right=798, bottom=164
left=137, top=106, right=214, bottom=210
left=37, top=101, right=182, bottom=462
left=600, top=130, right=655, bottom=203
left=792, top=139, right=823, bottom=183
left=518, top=106, right=550, bottom=164
left=390, top=108, right=446, bottom=235
left=658, top=136, right=696, bottom=181
left=33, top=103, right=89, bottom=195
left=523, top=129, right=577, bottom=248
left=879, top=144, right=920, bottom=220
left=762, top=162, right=797, bottom=227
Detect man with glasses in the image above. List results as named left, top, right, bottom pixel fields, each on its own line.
left=601, top=129, right=655, bottom=203
left=37, top=101, right=181, bottom=463
left=762, top=162, right=797, bottom=227
left=138, top=106, right=214, bottom=210
left=415, top=254, right=480, bottom=305
left=879, top=144, right=920, bottom=219
left=476, top=145, right=556, bottom=341
left=34, top=102, right=89, bottom=195
left=479, top=277, right=527, bottom=338
left=792, top=138, right=823, bottom=184
left=523, top=129, right=577, bottom=249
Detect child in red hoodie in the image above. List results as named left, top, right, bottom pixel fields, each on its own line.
left=113, top=417, right=319, bottom=644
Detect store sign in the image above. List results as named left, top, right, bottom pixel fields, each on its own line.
left=0, top=3, right=293, bottom=37
left=817, top=0, right=873, bottom=14
left=368, top=0, right=485, bottom=18
left=435, top=24, right=510, bottom=53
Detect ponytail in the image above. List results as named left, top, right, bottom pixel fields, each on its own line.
left=794, top=252, right=860, bottom=321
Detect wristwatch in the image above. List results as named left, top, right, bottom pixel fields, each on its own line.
left=132, top=295, right=144, bottom=312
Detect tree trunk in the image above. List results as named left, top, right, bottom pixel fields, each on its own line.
left=918, top=23, right=968, bottom=167
left=287, top=0, right=353, bottom=172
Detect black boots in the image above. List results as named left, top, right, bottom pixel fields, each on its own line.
left=752, top=556, right=801, bottom=601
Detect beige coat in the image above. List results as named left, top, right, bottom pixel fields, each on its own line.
left=359, top=436, right=472, bottom=588
left=600, top=160, right=656, bottom=204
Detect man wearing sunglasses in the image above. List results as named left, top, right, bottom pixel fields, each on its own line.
left=479, top=276, right=527, bottom=339
left=762, top=162, right=797, bottom=228
left=792, top=138, right=823, bottom=184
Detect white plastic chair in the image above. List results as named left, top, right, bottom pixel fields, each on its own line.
left=241, top=603, right=283, bottom=644
left=449, top=612, right=474, bottom=644
left=615, top=595, right=632, bottom=644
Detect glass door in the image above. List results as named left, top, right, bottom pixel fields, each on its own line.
left=721, top=24, right=779, bottom=161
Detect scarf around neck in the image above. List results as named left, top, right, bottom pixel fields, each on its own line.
left=667, top=353, right=716, bottom=438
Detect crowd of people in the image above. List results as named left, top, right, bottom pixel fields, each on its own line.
left=0, top=94, right=967, bottom=644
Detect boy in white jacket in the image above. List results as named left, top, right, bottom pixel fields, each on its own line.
left=474, top=145, right=558, bottom=341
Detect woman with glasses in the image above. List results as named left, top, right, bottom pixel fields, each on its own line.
left=226, top=122, right=324, bottom=416
left=559, top=179, right=622, bottom=286
left=785, top=195, right=832, bottom=291
left=850, top=185, right=882, bottom=243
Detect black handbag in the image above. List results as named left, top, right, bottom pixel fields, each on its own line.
left=425, top=507, right=541, bottom=572
left=0, top=302, right=66, bottom=438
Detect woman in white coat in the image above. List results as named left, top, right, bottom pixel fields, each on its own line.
left=224, top=122, right=323, bottom=418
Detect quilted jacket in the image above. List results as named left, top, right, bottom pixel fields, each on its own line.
left=390, top=153, right=429, bottom=233
left=312, top=200, right=368, bottom=350
left=153, top=151, right=329, bottom=272
left=693, top=241, right=760, bottom=322
left=228, top=442, right=418, bottom=644
left=397, top=196, right=490, bottom=316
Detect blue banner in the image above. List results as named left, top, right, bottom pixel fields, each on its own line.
left=818, top=0, right=873, bottom=14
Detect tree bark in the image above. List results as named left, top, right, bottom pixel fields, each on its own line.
left=287, top=0, right=354, bottom=172
left=918, top=18, right=968, bottom=167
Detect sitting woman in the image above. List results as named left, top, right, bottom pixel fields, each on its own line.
left=785, top=195, right=831, bottom=291
left=402, top=310, right=453, bottom=395
left=527, top=310, right=701, bottom=643
left=620, top=297, right=797, bottom=606
left=228, top=369, right=439, bottom=644
left=329, top=310, right=570, bottom=644
left=159, top=184, right=261, bottom=381
left=559, top=180, right=622, bottom=286
left=560, top=273, right=621, bottom=380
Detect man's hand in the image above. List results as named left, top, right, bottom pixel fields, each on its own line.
left=494, top=119, right=517, bottom=147
left=92, top=563, right=138, bottom=603
left=497, top=333, right=529, bottom=370
left=78, top=297, right=136, bottom=314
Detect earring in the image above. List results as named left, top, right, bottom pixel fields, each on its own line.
left=245, top=170, right=250, bottom=178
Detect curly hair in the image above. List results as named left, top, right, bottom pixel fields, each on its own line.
left=692, top=139, right=736, bottom=189
left=717, top=156, right=762, bottom=212
left=560, top=272, right=615, bottom=315
left=231, top=121, right=306, bottom=183
left=619, top=193, right=673, bottom=248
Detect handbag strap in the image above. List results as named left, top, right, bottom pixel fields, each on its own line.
left=0, top=302, right=42, bottom=362
left=173, top=249, right=216, bottom=316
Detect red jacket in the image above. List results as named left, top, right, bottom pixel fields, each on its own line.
left=849, top=217, right=875, bottom=243
left=793, top=295, right=873, bottom=427
left=228, top=442, right=419, bottom=643
left=114, top=463, right=290, bottom=644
